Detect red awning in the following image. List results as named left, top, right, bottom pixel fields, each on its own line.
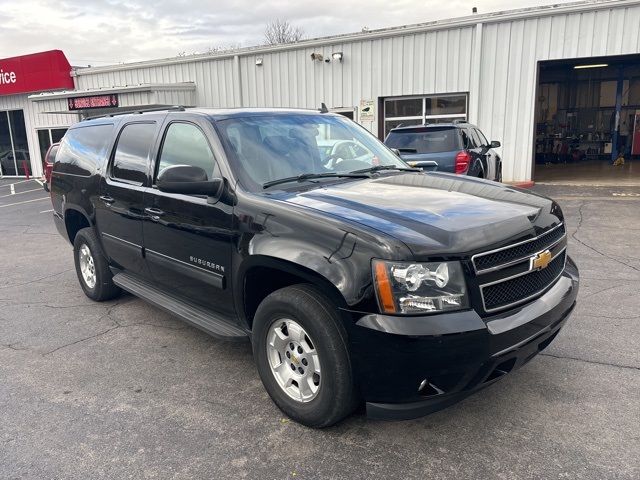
left=0, top=50, right=74, bottom=96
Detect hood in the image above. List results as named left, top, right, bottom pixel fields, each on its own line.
left=278, top=172, right=560, bottom=257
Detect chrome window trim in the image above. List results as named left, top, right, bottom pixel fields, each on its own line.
left=480, top=247, right=567, bottom=314
left=472, top=222, right=565, bottom=274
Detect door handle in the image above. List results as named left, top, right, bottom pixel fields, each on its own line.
left=144, top=207, right=165, bottom=221
left=99, top=195, right=115, bottom=205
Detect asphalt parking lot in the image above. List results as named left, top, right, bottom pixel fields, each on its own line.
left=1, top=179, right=638, bottom=480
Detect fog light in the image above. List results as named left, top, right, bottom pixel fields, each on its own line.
left=399, top=294, right=463, bottom=312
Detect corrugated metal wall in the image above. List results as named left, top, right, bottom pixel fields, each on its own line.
left=75, top=58, right=237, bottom=109
left=60, top=1, right=640, bottom=181
left=477, top=4, right=640, bottom=181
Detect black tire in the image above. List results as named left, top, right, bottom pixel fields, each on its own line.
left=73, top=227, right=121, bottom=302
left=496, top=162, right=503, bottom=182
left=252, top=284, right=357, bottom=428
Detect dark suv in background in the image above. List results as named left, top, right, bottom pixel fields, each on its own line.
left=385, top=122, right=502, bottom=182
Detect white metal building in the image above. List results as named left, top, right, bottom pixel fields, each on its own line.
left=2, top=0, right=640, bottom=182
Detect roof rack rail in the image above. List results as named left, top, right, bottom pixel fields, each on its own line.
left=82, top=105, right=186, bottom=121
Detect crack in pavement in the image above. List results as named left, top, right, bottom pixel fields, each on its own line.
left=581, top=313, right=640, bottom=320
left=1, top=296, right=186, bottom=357
left=540, top=352, right=640, bottom=371
left=0, top=301, right=112, bottom=309
left=587, top=282, right=636, bottom=297
left=0, top=343, right=29, bottom=352
left=0, top=268, right=74, bottom=290
left=41, top=319, right=187, bottom=356
left=571, top=202, right=640, bottom=273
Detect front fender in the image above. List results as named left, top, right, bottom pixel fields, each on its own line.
left=239, top=231, right=363, bottom=306
left=232, top=191, right=413, bottom=314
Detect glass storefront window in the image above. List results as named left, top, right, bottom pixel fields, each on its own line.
left=38, top=127, right=69, bottom=168
left=383, top=94, right=468, bottom=138
left=385, top=98, right=423, bottom=118
left=38, top=130, right=50, bottom=166
left=8, top=110, right=30, bottom=176
left=384, top=119, right=423, bottom=137
left=0, top=112, right=14, bottom=175
left=425, top=96, right=467, bottom=116
left=0, top=110, right=32, bottom=177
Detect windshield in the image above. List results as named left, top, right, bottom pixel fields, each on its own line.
left=385, top=127, right=461, bottom=154
left=215, top=114, right=408, bottom=190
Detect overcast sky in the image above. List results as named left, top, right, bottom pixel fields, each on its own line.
left=0, top=0, right=575, bottom=66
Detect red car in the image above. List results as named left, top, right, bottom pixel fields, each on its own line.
left=42, top=142, right=60, bottom=192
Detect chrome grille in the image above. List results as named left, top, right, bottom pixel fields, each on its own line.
left=474, top=223, right=568, bottom=314
left=472, top=223, right=566, bottom=273
left=481, top=250, right=566, bottom=312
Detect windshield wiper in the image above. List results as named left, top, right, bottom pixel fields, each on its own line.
left=263, top=172, right=369, bottom=189
left=349, top=165, right=421, bottom=174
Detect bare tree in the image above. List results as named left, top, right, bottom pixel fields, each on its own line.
left=264, top=19, right=304, bottom=45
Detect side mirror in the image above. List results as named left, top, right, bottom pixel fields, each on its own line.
left=391, top=148, right=401, bottom=157
left=490, top=140, right=501, bottom=149
left=157, top=165, right=223, bottom=197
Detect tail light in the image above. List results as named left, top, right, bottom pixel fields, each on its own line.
left=455, top=151, right=471, bottom=174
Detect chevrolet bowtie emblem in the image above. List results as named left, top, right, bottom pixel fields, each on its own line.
left=531, top=250, right=552, bottom=270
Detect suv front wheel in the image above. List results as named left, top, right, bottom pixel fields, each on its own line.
left=252, top=284, right=357, bottom=427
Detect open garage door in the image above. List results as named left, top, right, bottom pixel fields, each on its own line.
left=533, top=54, right=640, bottom=186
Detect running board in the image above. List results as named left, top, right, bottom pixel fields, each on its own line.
left=112, top=272, right=248, bottom=341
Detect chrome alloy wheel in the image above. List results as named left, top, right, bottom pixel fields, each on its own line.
left=266, top=319, right=321, bottom=403
left=79, top=244, right=97, bottom=289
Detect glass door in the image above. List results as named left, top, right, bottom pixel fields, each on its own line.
left=0, top=110, right=31, bottom=177
left=0, top=111, right=15, bottom=176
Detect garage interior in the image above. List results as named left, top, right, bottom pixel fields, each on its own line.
left=534, top=54, right=640, bottom=185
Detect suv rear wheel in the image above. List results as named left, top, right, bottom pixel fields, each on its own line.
left=252, top=284, right=357, bottom=427
left=73, top=227, right=121, bottom=302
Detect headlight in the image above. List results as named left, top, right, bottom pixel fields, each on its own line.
left=372, top=260, right=469, bottom=314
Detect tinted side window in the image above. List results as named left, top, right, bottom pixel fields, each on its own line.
left=156, top=122, right=216, bottom=180
left=459, top=129, right=471, bottom=149
left=111, top=123, right=156, bottom=184
left=55, top=124, right=113, bottom=176
left=475, top=128, right=489, bottom=147
left=467, top=128, right=481, bottom=148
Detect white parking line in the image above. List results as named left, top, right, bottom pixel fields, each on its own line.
left=0, top=197, right=49, bottom=208
left=0, top=188, right=43, bottom=198
left=10, top=184, right=15, bottom=194
left=40, top=209, right=54, bottom=214
left=0, top=179, right=33, bottom=189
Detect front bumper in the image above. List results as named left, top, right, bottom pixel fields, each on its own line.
left=346, top=256, right=579, bottom=420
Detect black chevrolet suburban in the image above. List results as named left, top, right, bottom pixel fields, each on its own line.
left=51, top=107, right=579, bottom=427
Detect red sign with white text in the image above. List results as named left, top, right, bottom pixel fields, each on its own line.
left=0, top=50, right=74, bottom=96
